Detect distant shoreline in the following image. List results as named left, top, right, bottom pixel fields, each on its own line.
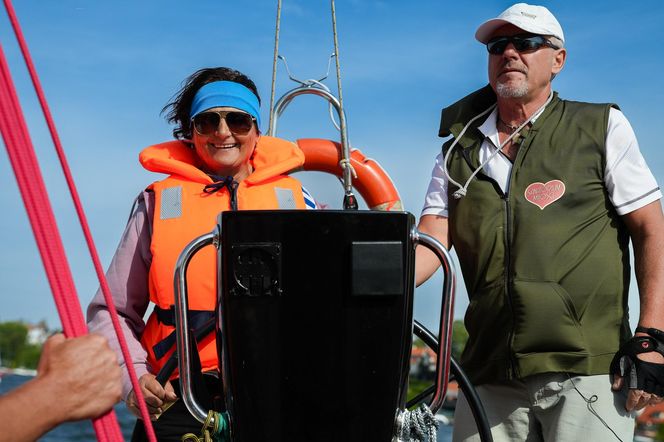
left=0, top=366, right=37, bottom=377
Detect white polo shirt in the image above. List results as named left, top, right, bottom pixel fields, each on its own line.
left=421, top=107, right=661, bottom=217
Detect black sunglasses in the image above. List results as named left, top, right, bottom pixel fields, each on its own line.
left=192, top=110, right=256, bottom=136
left=486, top=34, right=560, bottom=55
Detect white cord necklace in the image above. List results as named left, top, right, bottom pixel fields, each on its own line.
left=443, top=92, right=554, bottom=199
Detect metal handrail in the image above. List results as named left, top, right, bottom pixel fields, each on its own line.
left=173, top=230, right=217, bottom=424
left=410, top=228, right=457, bottom=413
left=174, top=225, right=457, bottom=424
left=268, top=85, right=357, bottom=209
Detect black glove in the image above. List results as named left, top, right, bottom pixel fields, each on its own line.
left=610, top=327, right=664, bottom=396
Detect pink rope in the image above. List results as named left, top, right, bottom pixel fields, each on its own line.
left=0, top=44, right=118, bottom=442
left=1, top=0, right=157, bottom=439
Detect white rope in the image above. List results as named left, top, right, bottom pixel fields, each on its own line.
left=268, top=0, right=282, bottom=132
left=330, top=0, right=344, bottom=121
left=395, top=404, right=438, bottom=442
left=441, top=103, right=496, bottom=198
left=443, top=91, right=554, bottom=199
left=338, top=158, right=357, bottom=179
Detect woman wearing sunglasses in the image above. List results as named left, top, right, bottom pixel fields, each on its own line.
left=87, top=67, right=316, bottom=441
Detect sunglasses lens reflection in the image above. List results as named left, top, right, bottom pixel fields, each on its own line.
left=487, top=39, right=508, bottom=54
left=487, top=36, right=548, bottom=55
left=193, top=111, right=254, bottom=135
left=225, top=112, right=254, bottom=134
left=194, top=113, right=220, bottom=134
left=514, top=38, right=541, bottom=52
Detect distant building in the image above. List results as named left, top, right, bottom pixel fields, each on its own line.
left=635, top=403, right=664, bottom=441
left=26, top=322, right=48, bottom=346
left=410, top=346, right=437, bottom=379
left=637, top=403, right=664, bottom=426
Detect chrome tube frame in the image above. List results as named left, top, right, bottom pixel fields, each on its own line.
left=410, top=227, right=457, bottom=413
left=173, top=229, right=217, bottom=424
left=268, top=85, right=355, bottom=207
left=173, top=224, right=456, bottom=423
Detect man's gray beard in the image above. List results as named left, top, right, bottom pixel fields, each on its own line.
left=496, top=81, right=529, bottom=98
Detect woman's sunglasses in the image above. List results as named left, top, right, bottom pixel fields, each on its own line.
left=486, top=34, right=560, bottom=55
left=192, top=110, right=256, bottom=136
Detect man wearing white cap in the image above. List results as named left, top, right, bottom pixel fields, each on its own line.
left=415, top=3, right=664, bottom=441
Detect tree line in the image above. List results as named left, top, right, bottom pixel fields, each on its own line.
left=0, top=321, right=45, bottom=369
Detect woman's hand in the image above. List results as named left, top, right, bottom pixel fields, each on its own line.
left=126, top=373, right=178, bottom=420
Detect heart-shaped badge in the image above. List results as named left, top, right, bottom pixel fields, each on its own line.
left=524, top=180, right=566, bottom=210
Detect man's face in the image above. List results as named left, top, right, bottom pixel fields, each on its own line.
left=487, top=24, right=566, bottom=101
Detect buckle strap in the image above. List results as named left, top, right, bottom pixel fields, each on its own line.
left=152, top=306, right=215, bottom=360
left=636, top=326, right=664, bottom=345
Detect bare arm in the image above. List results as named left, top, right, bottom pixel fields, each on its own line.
left=0, top=334, right=122, bottom=441
left=612, top=200, right=664, bottom=410
left=415, top=214, right=451, bottom=286
left=623, top=200, right=664, bottom=330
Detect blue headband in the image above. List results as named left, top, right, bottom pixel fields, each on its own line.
left=190, top=80, right=261, bottom=129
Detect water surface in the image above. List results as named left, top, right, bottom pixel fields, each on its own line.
left=1, top=374, right=453, bottom=441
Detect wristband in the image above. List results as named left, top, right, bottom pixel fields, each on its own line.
left=635, top=326, right=664, bottom=343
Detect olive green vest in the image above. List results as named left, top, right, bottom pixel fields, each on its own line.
left=442, top=86, right=632, bottom=385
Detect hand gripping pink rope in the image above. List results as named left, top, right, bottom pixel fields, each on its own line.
left=1, top=1, right=157, bottom=440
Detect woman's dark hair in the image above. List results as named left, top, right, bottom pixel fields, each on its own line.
left=162, top=67, right=261, bottom=140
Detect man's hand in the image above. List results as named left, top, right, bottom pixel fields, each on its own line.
left=612, top=332, right=664, bottom=411
left=126, top=372, right=178, bottom=420
left=38, top=333, right=123, bottom=422
left=619, top=202, right=664, bottom=411
left=0, top=333, right=122, bottom=441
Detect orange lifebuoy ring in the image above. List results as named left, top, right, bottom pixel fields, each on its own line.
left=295, top=138, right=403, bottom=211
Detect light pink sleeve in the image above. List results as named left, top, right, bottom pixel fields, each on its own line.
left=86, top=191, right=154, bottom=400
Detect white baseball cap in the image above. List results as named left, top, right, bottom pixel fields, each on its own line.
left=475, top=3, right=564, bottom=44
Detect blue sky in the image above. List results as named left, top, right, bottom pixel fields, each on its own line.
left=0, top=0, right=662, bottom=333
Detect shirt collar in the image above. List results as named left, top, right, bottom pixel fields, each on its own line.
left=478, top=105, right=548, bottom=149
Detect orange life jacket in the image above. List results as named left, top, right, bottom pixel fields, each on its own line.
left=139, top=136, right=307, bottom=378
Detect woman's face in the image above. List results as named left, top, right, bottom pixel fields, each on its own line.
left=191, top=106, right=259, bottom=181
